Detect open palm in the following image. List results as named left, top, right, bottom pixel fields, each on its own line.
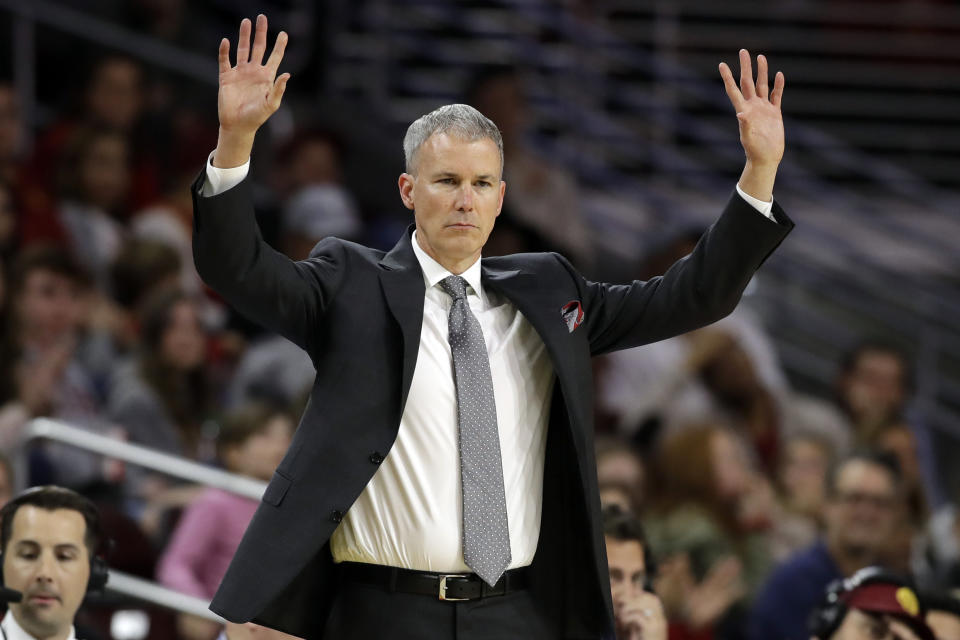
left=719, top=49, right=785, bottom=167
left=218, top=14, right=289, bottom=134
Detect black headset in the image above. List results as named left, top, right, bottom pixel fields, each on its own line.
left=808, top=566, right=919, bottom=640
left=0, top=487, right=110, bottom=598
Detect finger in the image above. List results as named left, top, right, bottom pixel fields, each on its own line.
left=237, top=18, right=251, bottom=65
left=756, top=54, right=769, bottom=99
left=268, top=73, right=290, bottom=111
left=251, top=14, right=268, bottom=65
left=718, top=62, right=745, bottom=112
left=739, top=49, right=755, bottom=100
left=218, top=38, right=231, bottom=75
left=265, top=30, right=288, bottom=75
left=771, top=71, right=785, bottom=108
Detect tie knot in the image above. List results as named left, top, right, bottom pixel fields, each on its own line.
left=440, top=275, right=469, bottom=302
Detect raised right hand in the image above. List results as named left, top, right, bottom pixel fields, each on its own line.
left=214, top=14, right=289, bottom=166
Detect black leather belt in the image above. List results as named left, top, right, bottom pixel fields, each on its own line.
left=339, top=562, right=529, bottom=601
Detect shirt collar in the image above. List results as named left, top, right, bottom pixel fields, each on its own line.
left=2, top=612, right=77, bottom=640
left=411, top=230, right=484, bottom=300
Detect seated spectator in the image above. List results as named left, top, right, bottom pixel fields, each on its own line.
left=772, top=430, right=834, bottom=561
left=922, top=591, right=960, bottom=640
left=808, top=567, right=935, bottom=640
left=0, top=248, right=109, bottom=487
left=837, top=341, right=910, bottom=444
left=107, top=288, right=212, bottom=525
left=109, top=238, right=183, bottom=351
left=645, top=425, right=776, bottom=637
left=749, top=451, right=905, bottom=640
left=157, top=403, right=294, bottom=640
left=0, top=485, right=110, bottom=640
left=603, top=506, right=667, bottom=640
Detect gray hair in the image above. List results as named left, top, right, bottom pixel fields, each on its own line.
left=403, top=104, right=504, bottom=175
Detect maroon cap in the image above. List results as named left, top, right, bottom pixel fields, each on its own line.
left=841, top=583, right=937, bottom=640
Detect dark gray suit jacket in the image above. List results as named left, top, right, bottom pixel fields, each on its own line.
left=191, top=172, right=793, bottom=639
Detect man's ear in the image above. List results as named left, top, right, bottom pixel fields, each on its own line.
left=398, top=173, right=415, bottom=211
left=496, top=179, right=506, bottom=216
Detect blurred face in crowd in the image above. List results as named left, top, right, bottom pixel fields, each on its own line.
left=79, top=132, right=130, bottom=211
left=0, top=85, right=22, bottom=161
left=841, top=350, right=906, bottom=423
left=16, top=268, right=84, bottom=347
left=711, top=430, right=752, bottom=500
left=160, top=299, right=206, bottom=371
left=224, top=415, right=294, bottom=481
left=701, top=339, right=761, bottom=402
left=86, top=58, right=143, bottom=131
left=825, top=460, right=899, bottom=558
left=927, top=610, right=960, bottom=640
left=876, top=425, right=920, bottom=489
left=399, top=132, right=505, bottom=274
left=780, top=436, right=830, bottom=516
left=597, top=449, right=644, bottom=496
left=2, top=506, right=91, bottom=640
left=605, top=536, right=647, bottom=624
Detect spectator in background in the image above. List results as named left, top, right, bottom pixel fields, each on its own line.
left=109, top=238, right=183, bottom=351
left=0, top=248, right=108, bottom=487
left=107, top=288, right=211, bottom=528
left=158, top=403, right=295, bottom=640
left=807, top=567, right=935, bottom=640
left=603, top=506, right=667, bottom=640
left=749, top=451, right=905, bottom=640
left=923, top=591, right=960, bottom=640
left=466, top=67, right=594, bottom=270
left=837, top=341, right=910, bottom=444
left=645, top=425, right=776, bottom=636
left=772, top=430, right=834, bottom=561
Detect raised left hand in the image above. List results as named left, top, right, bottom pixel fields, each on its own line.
left=719, top=50, right=785, bottom=168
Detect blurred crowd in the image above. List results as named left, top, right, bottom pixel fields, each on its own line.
left=0, top=12, right=958, bottom=640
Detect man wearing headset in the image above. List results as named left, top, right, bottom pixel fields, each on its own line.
left=0, top=487, right=107, bottom=640
left=809, top=567, right=936, bottom=640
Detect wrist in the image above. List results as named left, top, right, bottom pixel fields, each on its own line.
left=213, top=127, right=256, bottom=168
left=738, top=160, right=779, bottom=202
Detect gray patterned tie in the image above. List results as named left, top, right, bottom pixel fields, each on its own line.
left=440, top=275, right=512, bottom=587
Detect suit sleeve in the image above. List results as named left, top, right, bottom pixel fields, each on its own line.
left=191, top=170, right=345, bottom=353
left=561, top=191, right=793, bottom=356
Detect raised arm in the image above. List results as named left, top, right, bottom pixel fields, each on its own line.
left=193, top=15, right=342, bottom=353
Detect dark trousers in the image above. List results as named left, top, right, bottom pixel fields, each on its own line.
left=320, top=580, right=561, bottom=639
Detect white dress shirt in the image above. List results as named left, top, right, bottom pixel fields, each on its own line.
left=1, top=612, right=77, bottom=640
left=202, top=155, right=777, bottom=572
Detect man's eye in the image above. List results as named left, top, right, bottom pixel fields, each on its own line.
left=475, top=181, right=490, bottom=187
left=438, top=178, right=455, bottom=184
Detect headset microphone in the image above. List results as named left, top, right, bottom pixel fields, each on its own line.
left=0, top=586, right=21, bottom=603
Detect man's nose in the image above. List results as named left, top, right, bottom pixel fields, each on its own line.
left=35, top=551, right=56, bottom=581
left=456, top=184, right=474, bottom=211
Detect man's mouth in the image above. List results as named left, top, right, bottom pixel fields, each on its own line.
left=27, top=593, right=60, bottom=605
left=447, top=222, right=476, bottom=229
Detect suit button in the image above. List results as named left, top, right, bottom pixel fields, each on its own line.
left=330, top=510, right=343, bottom=523
left=369, top=451, right=384, bottom=465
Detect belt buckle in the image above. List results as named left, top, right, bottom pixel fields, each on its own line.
left=438, top=575, right=470, bottom=601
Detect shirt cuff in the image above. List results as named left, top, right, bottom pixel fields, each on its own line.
left=202, top=151, right=250, bottom=197
left=736, top=184, right=775, bottom=220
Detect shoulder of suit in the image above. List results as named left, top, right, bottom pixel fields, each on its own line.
left=307, top=236, right=385, bottom=265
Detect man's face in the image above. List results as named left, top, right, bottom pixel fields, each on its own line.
left=926, top=610, right=960, bottom=640
left=825, top=461, right=899, bottom=557
left=605, top=536, right=647, bottom=619
left=398, top=132, right=505, bottom=272
left=2, top=506, right=91, bottom=639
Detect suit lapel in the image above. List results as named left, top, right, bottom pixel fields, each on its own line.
left=379, top=226, right=426, bottom=411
